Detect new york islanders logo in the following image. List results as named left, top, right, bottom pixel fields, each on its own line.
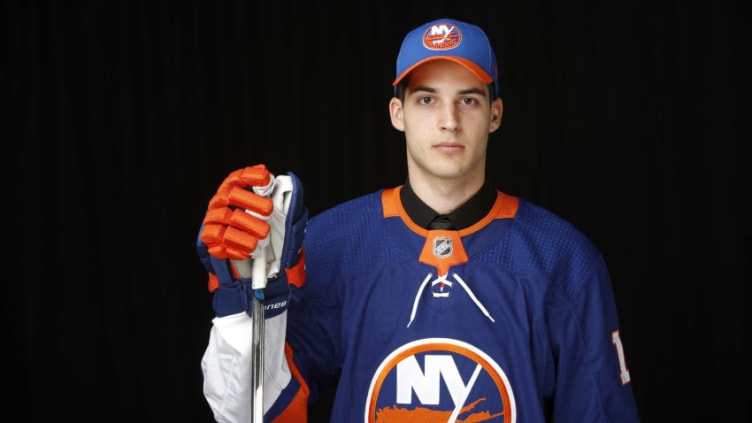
left=423, top=23, right=462, bottom=50
left=364, top=338, right=516, bottom=422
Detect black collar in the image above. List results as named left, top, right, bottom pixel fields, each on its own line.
left=399, top=179, right=497, bottom=230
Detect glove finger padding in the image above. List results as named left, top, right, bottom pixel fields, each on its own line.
left=201, top=207, right=270, bottom=259
left=208, top=184, right=274, bottom=215
left=200, top=164, right=275, bottom=260
left=210, top=165, right=273, bottom=207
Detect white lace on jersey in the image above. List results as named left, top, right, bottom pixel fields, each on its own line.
left=407, top=272, right=496, bottom=328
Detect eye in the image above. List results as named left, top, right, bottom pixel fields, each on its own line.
left=418, top=96, right=433, bottom=105
left=462, top=97, right=479, bottom=106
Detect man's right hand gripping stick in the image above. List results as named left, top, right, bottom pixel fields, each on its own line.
left=196, top=164, right=308, bottom=317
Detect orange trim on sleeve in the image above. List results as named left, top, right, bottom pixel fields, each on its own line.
left=271, top=343, right=312, bottom=423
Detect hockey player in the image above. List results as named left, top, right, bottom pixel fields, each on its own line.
left=197, top=17, right=641, bottom=422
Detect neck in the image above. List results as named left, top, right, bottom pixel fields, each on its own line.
left=407, top=173, right=485, bottom=215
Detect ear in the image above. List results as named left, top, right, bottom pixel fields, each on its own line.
left=389, top=97, right=405, bottom=132
left=489, top=97, right=503, bottom=133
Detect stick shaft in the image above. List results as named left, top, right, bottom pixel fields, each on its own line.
left=251, top=248, right=267, bottom=422
left=250, top=175, right=274, bottom=421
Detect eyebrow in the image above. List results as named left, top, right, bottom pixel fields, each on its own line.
left=410, top=85, right=487, bottom=98
left=410, top=85, right=437, bottom=94
left=459, top=87, right=487, bottom=97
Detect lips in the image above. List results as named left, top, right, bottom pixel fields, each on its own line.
left=434, top=142, right=464, bottom=153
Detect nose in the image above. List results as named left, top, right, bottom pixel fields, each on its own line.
left=440, top=103, right=459, bottom=131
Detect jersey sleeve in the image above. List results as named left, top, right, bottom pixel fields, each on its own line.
left=546, top=253, right=640, bottom=422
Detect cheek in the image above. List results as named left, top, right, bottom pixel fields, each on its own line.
left=404, top=130, right=430, bottom=160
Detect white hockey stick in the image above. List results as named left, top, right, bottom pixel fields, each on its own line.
left=250, top=247, right=267, bottom=422
left=249, top=176, right=275, bottom=422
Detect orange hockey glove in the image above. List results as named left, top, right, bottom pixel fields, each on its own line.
left=196, top=165, right=308, bottom=317
left=199, top=164, right=275, bottom=261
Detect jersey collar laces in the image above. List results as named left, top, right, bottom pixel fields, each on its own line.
left=407, top=272, right=496, bottom=328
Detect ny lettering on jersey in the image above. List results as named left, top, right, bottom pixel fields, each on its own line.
left=365, top=338, right=516, bottom=423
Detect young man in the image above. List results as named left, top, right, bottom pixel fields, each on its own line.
left=197, top=18, right=640, bottom=422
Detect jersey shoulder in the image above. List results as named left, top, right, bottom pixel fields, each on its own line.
left=504, top=197, right=608, bottom=296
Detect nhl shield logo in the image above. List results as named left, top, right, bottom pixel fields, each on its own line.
left=433, top=237, right=453, bottom=258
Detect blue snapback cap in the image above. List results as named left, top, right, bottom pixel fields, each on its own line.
left=392, top=18, right=499, bottom=96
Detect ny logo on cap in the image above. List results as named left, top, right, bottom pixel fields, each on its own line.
left=423, top=24, right=462, bottom=50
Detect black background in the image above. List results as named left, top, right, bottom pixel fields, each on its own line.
left=5, top=0, right=749, bottom=421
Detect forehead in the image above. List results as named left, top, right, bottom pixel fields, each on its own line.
left=405, top=60, right=487, bottom=93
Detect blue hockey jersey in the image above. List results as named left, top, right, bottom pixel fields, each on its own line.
left=273, top=186, right=639, bottom=422
left=201, top=186, right=640, bottom=422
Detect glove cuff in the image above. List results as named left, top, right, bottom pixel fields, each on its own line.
left=211, top=279, right=252, bottom=317
left=263, top=292, right=290, bottom=318
left=263, top=249, right=305, bottom=318
left=211, top=276, right=292, bottom=319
